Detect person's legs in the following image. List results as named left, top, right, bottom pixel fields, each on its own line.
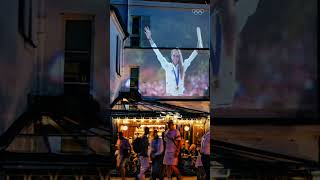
left=201, top=155, right=210, bottom=180
left=166, top=165, right=173, bottom=180
left=120, top=167, right=125, bottom=180
left=151, top=159, right=158, bottom=180
left=163, top=152, right=181, bottom=180
left=138, top=156, right=149, bottom=180
left=159, top=158, right=164, bottom=180
left=155, top=158, right=163, bottom=180
left=171, top=165, right=182, bottom=180
left=119, top=157, right=128, bottom=180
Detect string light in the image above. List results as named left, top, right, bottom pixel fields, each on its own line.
left=122, top=125, right=128, bottom=131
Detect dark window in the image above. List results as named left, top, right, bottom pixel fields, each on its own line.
left=131, top=16, right=140, bottom=35
left=18, top=0, right=36, bottom=47
left=64, top=20, right=92, bottom=95
left=116, top=35, right=121, bottom=76
left=130, top=67, right=139, bottom=90
left=130, top=16, right=150, bottom=47
left=130, top=16, right=141, bottom=47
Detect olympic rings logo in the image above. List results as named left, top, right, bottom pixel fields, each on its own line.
left=192, top=9, right=205, bottom=15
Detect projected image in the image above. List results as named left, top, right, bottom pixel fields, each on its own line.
left=143, top=26, right=205, bottom=96
left=121, top=1, right=210, bottom=98
left=123, top=48, right=209, bottom=97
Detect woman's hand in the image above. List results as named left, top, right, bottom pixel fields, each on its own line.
left=144, top=26, right=152, bottom=40
left=178, top=49, right=182, bottom=57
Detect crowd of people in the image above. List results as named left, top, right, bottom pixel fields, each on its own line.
left=114, top=120, right=210, bottom=180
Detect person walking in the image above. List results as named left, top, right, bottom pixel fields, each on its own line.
left=200, top=130, right=210, bottom=180
left=138, top=127, right=150, bottom=180
left=163, top=120, right=182, bottom=180
left=116, top=132, right=131, bottom=180
left=150, top=129, right=164, bottom=180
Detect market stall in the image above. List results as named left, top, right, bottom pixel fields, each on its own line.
left=111, top=98, right=210, bottom=147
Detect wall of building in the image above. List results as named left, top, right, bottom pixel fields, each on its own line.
left=0, top=0, right=38, bottom=134
left=212, top=125, right=320, bottom=162
left=0, top=0, right=110, bottom=135
left=43, top=0, right=109, bottom=107
left=110, top=12, right=126, bottom=103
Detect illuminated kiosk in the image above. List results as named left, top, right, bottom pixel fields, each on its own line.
left=111, top=94, right=209, bottom=147
left=110, top=91, right=209, bottom=176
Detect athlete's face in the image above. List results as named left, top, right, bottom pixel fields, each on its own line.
left=171, top=50, right=180, bottom=65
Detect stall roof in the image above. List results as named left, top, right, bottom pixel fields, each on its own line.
left=0, top=96, right=113, bottom=169
left=159, top=101, right=209, bottom=113
left=1, top=112, right=111, bottom=154
left=111, top=96, right=209, bottom=118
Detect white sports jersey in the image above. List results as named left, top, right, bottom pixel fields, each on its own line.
left=150, top=40, right=198, bottom=96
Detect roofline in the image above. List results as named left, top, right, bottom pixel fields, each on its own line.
left=110, top=5, right=129, bottom=38
left=143, top=99, right=209, bottom=114
left=0, top=110, right=34, bottom=150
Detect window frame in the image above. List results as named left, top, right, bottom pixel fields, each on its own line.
left=116, top=35, right=122, bottom=76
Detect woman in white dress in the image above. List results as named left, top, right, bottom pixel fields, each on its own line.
left=144, top=26, right=202, bottom=96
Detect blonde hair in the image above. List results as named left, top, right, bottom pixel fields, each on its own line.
left=171, top=49, right=184, bottom=80
left=189, top=144, right=196, bottom=151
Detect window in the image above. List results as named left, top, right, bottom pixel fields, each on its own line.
left=130, top=67, right=139, bottom=90
left=64, top=19, right=93, bottom=95
left=130, top=16, right=150, bottom=47
left=130, top=16, right=140, bottom=47
left=18, top=0, right=36, bottom=47
left=116, top=35, right=121, bottom=75
left=131, top=16, right=140, bottom=35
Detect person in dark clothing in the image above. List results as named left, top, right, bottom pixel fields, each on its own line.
left=138, top=127, right=150, bottom=180
left=116, top=132, right=131, bottom=180
left=200, top=131, right=210, bottom=180
left=150, top=129, right=164, bottom=180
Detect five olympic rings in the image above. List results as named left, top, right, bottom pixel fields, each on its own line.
left=192, top=9, right=205, bottom=15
